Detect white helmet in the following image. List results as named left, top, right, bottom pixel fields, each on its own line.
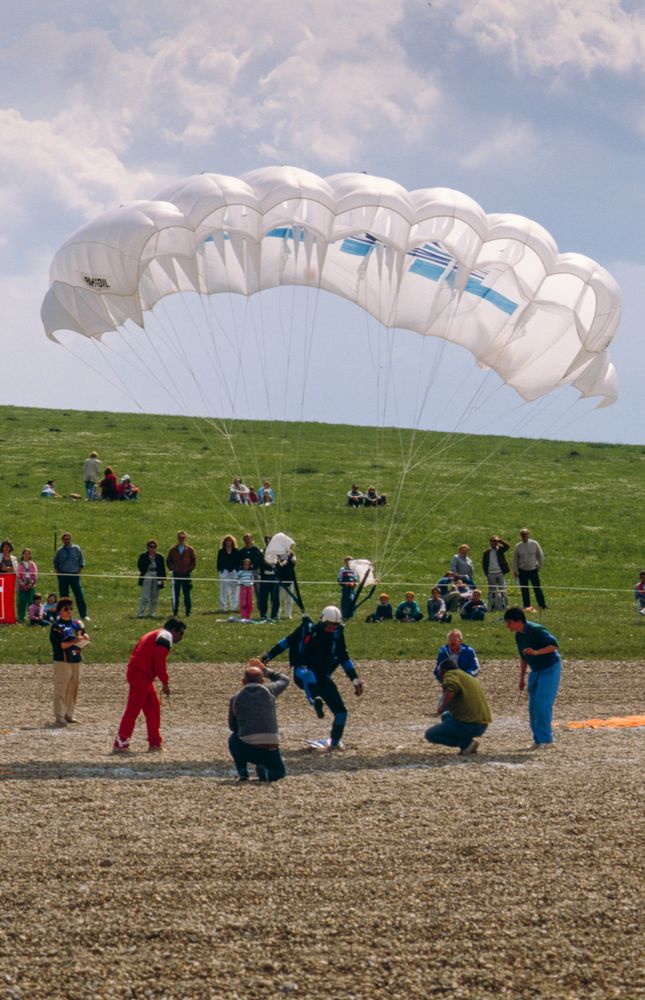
left=320, top=605, right=342, bottom=624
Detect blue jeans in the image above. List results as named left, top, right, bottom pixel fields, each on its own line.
left=425, top=712, right=487, bottom=751
left=228, top=733, right=286, bottom=781
left=528, top=662, right=560, bottom=744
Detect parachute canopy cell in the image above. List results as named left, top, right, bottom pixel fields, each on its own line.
left=41, top=167, right=621, bottom=406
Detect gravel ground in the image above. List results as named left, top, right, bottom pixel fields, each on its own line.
left=0, top=658, right=643, bottom=1000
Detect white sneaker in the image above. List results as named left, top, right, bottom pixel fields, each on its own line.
left=459, top=738, right=479, bottom=756
left=308, top=737, right=344, bottom=752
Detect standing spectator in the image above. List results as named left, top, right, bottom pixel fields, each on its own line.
left=0, top=539, right=18, bottom=574
left=100, top=466, right=119, bottom=501
left=512, top=528, right=547, bottom=611
left=136, top=540, right=166, bottom=618
left=28, top=593, right=48, bottom=626
left=112, top=618, right=186, bottom=753
left=239, top=533, right=263, bottom=607
left=460, top=589, right=488, bottom=621
left=482, top=535, right=511, bottom=612
left=426, top=587, right=451, bottom=623
left=450, top=544, right=475, bottom=585
left=258, top=480, right=274, bottom=505
left=217, top=534, right=239, bottom=612
left=237, top=558, right=255, bottom=620
left=276, top=549, right=297, bottom=620
left=504, top=607, right=561, bottom=748
left=16, top=548, right=38, bottom=623
left=83, top=451, right=101, bottom=500
left=337, top=556, right=359, bottom=619
left=425, top=660, right=492, bottom=756
left=49, top=598, right=90, bottom=726
left=633, top=570, right=645, bottom=613
left=395, top=591, right=424, bottom=621
left=366, top=593, right=393, bottom=623
left=434, top=629, right=480, bottom=682
left=228, top=660, right=290, bottom=782
left=53, top=532, right=89, bottom=621
left=166, top=531, right=196, bottom=617
left=346, top=485, right=363, bottom=508
left=258, top=537, right=280, bottom=621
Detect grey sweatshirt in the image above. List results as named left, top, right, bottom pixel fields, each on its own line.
left=228, top=668, right=289, bottom=746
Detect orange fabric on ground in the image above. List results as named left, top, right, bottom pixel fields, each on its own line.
left=565, top=715, right=645, bottom=730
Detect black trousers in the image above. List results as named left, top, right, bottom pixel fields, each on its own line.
left=257, top=581, right=280, bottom=619
left=228, top=733, right=286, bottom=781
left=518, top=568, right=546, bottom=609
left=171, top=575, right=192, bottom=615
left=56, top=574, right=87, bottom=618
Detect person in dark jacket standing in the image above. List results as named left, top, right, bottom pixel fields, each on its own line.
left=50, top=598, right=91, bottom=726
left=166, top=531, right=196, bottom=617
left=136, top=539, right=166, bottom=618
left=228, top=659, right=290, bottom=782
left=482, top=535, right=511, bottom=612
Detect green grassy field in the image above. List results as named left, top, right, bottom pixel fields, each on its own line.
left=0, top=404, right=643, bottom=664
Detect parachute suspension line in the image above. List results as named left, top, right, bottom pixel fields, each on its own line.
left=381, top=387, right=572, bottom=582
left=287, top=277, right=324, bottom=522
left=56, top=338, right=146, bottom=411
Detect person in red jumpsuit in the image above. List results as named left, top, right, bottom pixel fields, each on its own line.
left=112, top=618, right=186, bottom=753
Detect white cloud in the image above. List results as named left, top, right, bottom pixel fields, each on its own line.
left=454, top=0, right=645, bottom=75
left=0, top=109, right=154, bottom=224
left=458, top=120, right=539, bottom=169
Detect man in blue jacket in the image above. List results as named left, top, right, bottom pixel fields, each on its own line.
left=434, top=628, right=480, bottom=682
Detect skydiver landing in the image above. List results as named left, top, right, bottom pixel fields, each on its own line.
left=260, top=606, right=364, bottom=750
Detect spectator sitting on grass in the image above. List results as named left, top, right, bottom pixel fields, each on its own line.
left=229, top=477, right=250, bottom=504
left=347, top=484, right=363, bottom=508
left=460, top=589, right=488, bottom=621
left=395, top=591, right=424, bottom=622
left=366, top=593, right=393, bottom=623
left=43, top=593, right=58, bottom=622
left=634, top=570, right=645, bottom=613
left=100, top=467, right=120, bottom=501
left=118, top=475, right=139, bottom=500
left=427, top=587, right=451, bottom=623
left=258, top=480, right=274, bottom=505
left=28, top=593, right=48, bottom=627
left=40, top=480, right=60, bottom=498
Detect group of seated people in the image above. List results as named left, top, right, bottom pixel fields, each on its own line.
left=27, top=592, right=59, bottom=626
left=41, top=470, right=139, bottom=501
left=99, top=468, right=140, bottom=501
left=229, top=478, right=274, bottom=505
left=366, top=579, right=488, bottom=624
left=346, top=484, right=388, bottom=508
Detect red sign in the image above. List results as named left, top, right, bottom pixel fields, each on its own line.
left=0, top=574, right=16, bottom=624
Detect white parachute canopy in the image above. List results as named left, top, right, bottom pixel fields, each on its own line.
left=263, top=532, right=296, bottom=566
left=41, top=166, right=621, bottom=406
left=348, top=559, right=377, bottom=587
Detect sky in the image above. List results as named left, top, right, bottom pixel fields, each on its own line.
left=2, top=0, right=644, bottom=444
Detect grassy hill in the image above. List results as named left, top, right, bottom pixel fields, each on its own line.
left=0, top=405, right=643, bottom=664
